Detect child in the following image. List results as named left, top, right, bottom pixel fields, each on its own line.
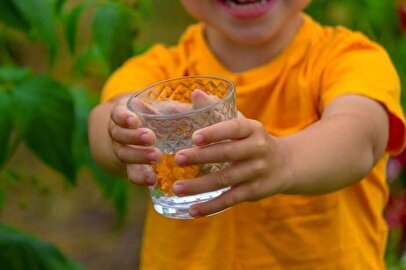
left=88, top=0, right=406, bottom=269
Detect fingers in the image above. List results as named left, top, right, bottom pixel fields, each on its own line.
left=132, top=97, right=192, bottom=114
left=191, top=89, right=220, bottom=109
left=191, top=118, right=255, bottom=145
left=173, top=159, right=266, bottom=196
left=155, top=100, right=192, bottom=113
left=114, top=143, right=161, bottom=164
left=108, top=99, right=160, bottom=187
left=110, top=103, right=140, bottom=129
left=110, top=126, right=156, bottom=145
left=175, top=134, right=269, bottom=165
left=188, top=185, right=251, bottom=217
left=130, top=98, right=159, bottom=114
left=109, top=101, right=156, bottom=146
left=126, top=164, right=157, bottom=186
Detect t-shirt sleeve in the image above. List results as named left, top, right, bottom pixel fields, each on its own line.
left=319, top=33, right=406, bottom=155
left=100, top=44, right=178, bottom=103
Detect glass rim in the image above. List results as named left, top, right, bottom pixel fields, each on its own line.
left=126, top=75, right=235, bottom=119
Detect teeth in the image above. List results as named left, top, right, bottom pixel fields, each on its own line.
left=224, top=0, right=269, bottom=9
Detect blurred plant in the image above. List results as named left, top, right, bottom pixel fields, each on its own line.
left=399, top=1, right=406, bottom=33
left=0, top=0, right=150, bottom=268
left=386, top=153, right=406, bottom=269
left=0, top=224, right=84, bottom=270
left=306, top=0, right=406, bottom=105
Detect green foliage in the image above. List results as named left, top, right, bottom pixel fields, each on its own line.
left=0, top=91, right=13, bottom=168
left=0, top=0, right=149, bottom=267
left=0, top=224, right=84, bottom=270
left=71, top=86, right=130, bottom=225
left=92, top=2, right=138, bottom=71
left=10, top=0, right=58, bottom=66
left=0, top=0, right=147, bottom=220
left=306, top=0, right=406, bottom=105
left=63, top=1, right=88, bottom=55
left=12, top=76, right=76, bottom=183
left=1, top=0, right=404, bottom=268
left=0, top=1, right=29, bottom=32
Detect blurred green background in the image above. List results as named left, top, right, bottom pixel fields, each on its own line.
left=1, top=0, right=406, bottom=269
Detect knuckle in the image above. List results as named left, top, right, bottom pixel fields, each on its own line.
left=226, top=118, right=241, bottom=133
left=127, top=168, right=141, bottom=184
left=254, top=137, right=268, bottom=154
left=223, top=194, right=237, bottom=208
left=221, top=144, right=234, bottom=161
left=110, top=105, right=120, bottom=121
left=217, top=170, right=230, bottom=188
left=115, top=146, right=127, bottom=162
left=233, top=118, right=245, bottom=129
left=244, top=182, right=261, bottom=201
left=250, top=119, right=263, bottom=130
left=190, top=151, right=201, bottom=164
left=110, top=126, right=119, bottom=140
left=254, top=160, right=268, bottom=176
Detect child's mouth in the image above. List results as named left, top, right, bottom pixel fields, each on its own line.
left=218, top=0, right=275, bottom=19
left=222, top=0, right=271, bottom=8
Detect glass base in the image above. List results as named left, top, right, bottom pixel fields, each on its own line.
left=151, top=188, right=229, bottom=219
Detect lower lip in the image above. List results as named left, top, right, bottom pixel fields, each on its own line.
left=217, top=0, right=276, bottom=20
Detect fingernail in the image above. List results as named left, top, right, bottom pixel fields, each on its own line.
left=139, top=132, right=150, bottom=144
left=192, top=133, right=204, bottom=145
left=173, top=183, right=185, bottom=195
left=189, top=207, right=201, bottom=217
left=126, top=116, right=135, bottom=128
left=145, top=172, right=156, bottom=185
left=175, top=153, right=187, bottom=165
left=147, top=151, right=160, bottom=162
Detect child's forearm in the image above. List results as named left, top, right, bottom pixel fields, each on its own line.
left=88, top=101, right=127, bottom=177
left=280, top=95, right=389, bottom=194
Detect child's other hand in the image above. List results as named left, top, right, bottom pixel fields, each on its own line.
left=173, top=115, right=289, bottom=217
left=108, top=97, right=161, bottom=186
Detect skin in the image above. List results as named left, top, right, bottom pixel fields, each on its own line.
left=88, top=0, right=389, bottom=217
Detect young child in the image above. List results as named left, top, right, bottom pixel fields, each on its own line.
left=88, top=0, right=406, bottom=269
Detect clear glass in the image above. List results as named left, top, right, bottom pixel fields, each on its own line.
left=127, top=75, right=237, bottom=219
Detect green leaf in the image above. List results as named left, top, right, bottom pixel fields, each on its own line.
left=134, top=0, right=152, bottom=17
left=72, top=45, right=110, bottom=78
left=71, top=85, right=97, bottom=167
left=0, top=0, right=29, bottom=31
left=92, top=2, right=137, bottom=71
left=70, top=86, right=129, bottom=225
left=11, top=76, right=76, bottom=183
left=0, top=191, right=4, bottom=211
left=86, top=151, right=129, bottom=227
left=0, top=224, right=84, bottom=270
left=0, top=66, right=31, bottom=84
left=63, top=2, right=88, bottom=54
left=0, top=91, right=14, bottom=168
left=11, top=0, right=58, bottom=66
left=53, top=0, right=67, bottom=14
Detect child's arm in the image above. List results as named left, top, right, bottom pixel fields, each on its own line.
left=172, top=94, right=389, bottom=217
left=88, top=96, right=160, bottom=185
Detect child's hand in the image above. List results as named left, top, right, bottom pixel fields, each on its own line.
left=107, top=90, right=220, bottom=186
left=172, top=115, right=290, bottom=217
left=108, top=97, right=161, bottom=186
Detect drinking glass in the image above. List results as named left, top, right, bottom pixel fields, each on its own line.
left=127, top=75, right=237, bottom=219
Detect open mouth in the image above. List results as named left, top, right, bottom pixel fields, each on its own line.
left=218, top=0, right=275, bottom=19
left=221, top=0, right=272, bottom=9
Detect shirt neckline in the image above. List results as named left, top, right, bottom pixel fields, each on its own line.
left=194, top=14, right=315, bottom=83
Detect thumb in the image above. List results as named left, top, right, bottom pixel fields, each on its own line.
left=191, top=89, right=220, bottom=109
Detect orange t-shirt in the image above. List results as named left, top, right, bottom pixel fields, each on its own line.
left=101, top=14, right=406, bottom=269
